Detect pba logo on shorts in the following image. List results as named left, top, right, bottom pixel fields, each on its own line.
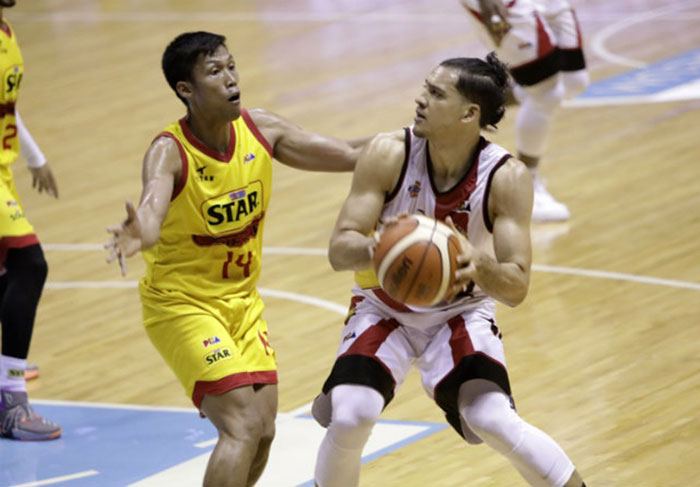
left=202, top=336, right=221, bottom=347
left=204, top=347, right=233, bottom=366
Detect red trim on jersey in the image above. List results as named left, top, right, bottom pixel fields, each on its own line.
left=447, top=315, right=475, bottom=365
left=535, top=12, right=556, bottom=58
left=341, top=318, right=400, bottom=375
left=0, top=235, right=40, bottom=266
left=371, top=288, right=414, bottom=313
left=430, top=137, right=487, bottom=222
left=154, top=132, right=189, bottom=201
left=179, top=117, right=236, bottom=162
left=192, top=370, right=278, bottom=409
left=240, top=108, right=273, bottom=157
left=482, top=154, right=512, bottom=233
left=0, top=21, right=12, bottom=38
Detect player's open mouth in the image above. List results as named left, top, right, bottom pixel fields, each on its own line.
left=228, top=92, right=241, bottom=103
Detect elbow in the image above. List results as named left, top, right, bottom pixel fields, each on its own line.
left=503, top=285, right=528, bottom=307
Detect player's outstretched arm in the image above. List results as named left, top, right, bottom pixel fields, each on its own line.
left=455, top=158, right=533, bottom=306
left=247, top=108, right=372, bottom=172
left=328, top=131, right=405, bottom=271
left=105, top=137, right=181, bottom=275
left=16, top=110, right=59, bottom=198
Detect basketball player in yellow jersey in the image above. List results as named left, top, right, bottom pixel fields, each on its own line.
left=105, top=32, right=368, bottom=487
left=0, top=0, right=62, bottom=442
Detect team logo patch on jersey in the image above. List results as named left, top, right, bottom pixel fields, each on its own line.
left=200, top=180, right=264, bottom=236
left=195, top=166, right=214, bottom=182
left=204, top=347, right=233, bottom=366
left=408, top=180, right=422, bottom=197
left=244, top=153, right=256, bottom=163
left=202, top=336, right=221, bottom=347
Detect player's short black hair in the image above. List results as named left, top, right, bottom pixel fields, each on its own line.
left=162, top=31, right=227, bottom=106
left=440, top=53, right=512, bottom=128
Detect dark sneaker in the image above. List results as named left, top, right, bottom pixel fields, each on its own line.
left=25, top=364, right=40, bottom=381
left=0, top=390, right=61, bottom=441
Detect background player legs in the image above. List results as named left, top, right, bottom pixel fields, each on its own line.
left=199, top=384, right=277, bottom=487
left=314, top=384, right=385, bottom=487
left=458, top=379, right=585, bottom=487
left=512, top=77, right=571, bottom=222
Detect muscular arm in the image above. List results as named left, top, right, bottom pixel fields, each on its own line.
left=248, top=108, right=370, bottom=172
left=135, top=137, right=182, bottom=248
left=457, top=158, right=532, bottom=306
left=328, top=131, right=405, bottom=271
left=105, top=136, right=181, bottom=274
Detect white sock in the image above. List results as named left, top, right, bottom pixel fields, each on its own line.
left=0, top=355, right=27, bottom=393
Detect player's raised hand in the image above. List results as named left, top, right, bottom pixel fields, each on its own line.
left=105, top=200, right=143, bottom=276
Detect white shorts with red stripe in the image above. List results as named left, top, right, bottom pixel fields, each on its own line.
left=461, top=0, right=585, bottom=85
left=320, top=294, right=512, bottom=437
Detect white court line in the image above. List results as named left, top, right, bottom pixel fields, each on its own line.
left=590, top=0, right=700, bottom=69
left=532, top=264, right=700, bottom=291
left=9, top=470, right=99, bottom=487
left=44, top=244, right=700, bottom=292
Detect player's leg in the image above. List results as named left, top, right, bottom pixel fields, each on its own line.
left=200, top=383, right=277, bottom=487
left=0, top=174, right=60, bottom=441
left=313, top=297, right=414, bottom=487
left=458, top=379, right=585, bottom=487
left=314, top=384, right=384, bottom=487
left=141, top=293, right=278, bottom=486
left=545, top=4, right=589, bottom=100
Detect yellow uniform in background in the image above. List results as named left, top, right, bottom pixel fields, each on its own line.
left=0, top=21, right=37, bottom=253
left=140, top=109, right=277, bottom=408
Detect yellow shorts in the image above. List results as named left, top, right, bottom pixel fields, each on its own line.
left=140, top=283, right=277, bottom=409
left=0, top=166, right=38, bottom=263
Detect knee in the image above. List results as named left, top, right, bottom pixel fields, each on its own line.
left=561, top=70, right=590, bottom=99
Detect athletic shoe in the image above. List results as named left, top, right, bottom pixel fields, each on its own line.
left=531, top=176, right=570, bottom=222
left=25, top=364, right=40, bottom=381
left=0, top=390, right=61, bottom=441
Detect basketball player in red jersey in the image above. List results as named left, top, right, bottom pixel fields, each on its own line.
left=0, top=0, right=61, bottom=441
left=312, top=54, right=586, bottom=487
left=105, top=32, right=368, bottom=487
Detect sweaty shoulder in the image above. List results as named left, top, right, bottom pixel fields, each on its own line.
left=145, top=134, right=184, bottom=178
left=244, top=108, right=282, bottom=145
left=358, top=129, right=407, bottom=193
left=489, top=157, right=533, bottom=221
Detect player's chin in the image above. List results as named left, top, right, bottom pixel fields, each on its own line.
left=411, top=124, right=427, bottom=138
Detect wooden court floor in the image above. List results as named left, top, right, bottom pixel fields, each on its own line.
left=6, top=1, right=700, bottom=485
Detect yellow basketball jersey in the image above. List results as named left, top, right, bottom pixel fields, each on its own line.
left=0, top=20, right=23, bottom=167
left=140, top=109, right=273, bottom=300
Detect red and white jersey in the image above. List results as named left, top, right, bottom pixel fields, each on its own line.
left=353, top=128, right=512, bottom=330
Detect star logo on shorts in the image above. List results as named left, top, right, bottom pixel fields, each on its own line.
left=342, top=331, right=356, bottom=343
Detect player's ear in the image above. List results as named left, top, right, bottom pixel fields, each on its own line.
left=176, top=80, right=194, bottom=101
left=462, top=103, right=480, bottom=124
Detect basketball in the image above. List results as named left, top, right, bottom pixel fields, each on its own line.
left=373, top=214, right=464, bottom=307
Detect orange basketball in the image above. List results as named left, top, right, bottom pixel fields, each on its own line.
left=373, top=214, right=463, bottom=307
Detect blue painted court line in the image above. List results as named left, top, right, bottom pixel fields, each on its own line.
left=0, top=402, right=217, bottom=487
left=0, top=402, right=447, bottom=487
left=580, top=48, right=700, bottom=98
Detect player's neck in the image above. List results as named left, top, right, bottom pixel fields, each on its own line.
left=427, top=130, right=480, bottom=184
left=185, top=112, right=232, bottom=155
